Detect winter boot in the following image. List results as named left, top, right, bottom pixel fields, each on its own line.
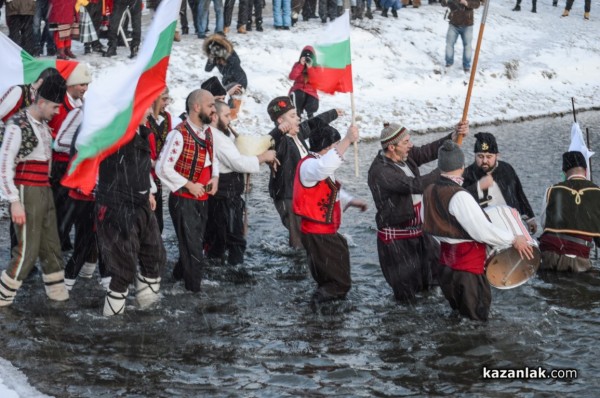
left=64, top=47, right=77, bottom=59
left=182, top=26, right=189, bottom=34
left=512, top=1, right=521, bottom=11
left=174, top=31, right=182, bottom=42
left=223, top=26, right=230, bottom=34
left=256, top=18, right=263, bottom=32
left=57, top=48, right=68, bottom=60
left=365, top=7, right=373, bottom=19
left=351, top=6, right=357, bottom=19
left=135, top=274, right=161, bottom=310
left=43, top=271, right=69, bottom=302
left=103, top=45, right=117, bottom=57
left=237, top=25, right=247, bottom=34
left=584, top=12, right=589, bottom=19
left=382, top=8, right=389, bottom=17
left=79, top=262, right=97, bottom=279
left=552, top=0, right=557, bottom=5
left=0, top=271, right=22, bottom=307
left=129, top=45, right=139, bottom=59
left=64, top=278, right=76, bottom=291
left=84, top=44, right=92, bottom=54
left=337, top=5, right=344, bottom=16
left=103, top=288, right=127, bottom=316
left=92, top=40, right=106, bottom=53
left=392, top=8, right=398, bottom=17
left=561, top=9, right=569, bottom=16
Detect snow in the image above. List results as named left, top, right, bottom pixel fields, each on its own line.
left=0, top=0, right=598, bottom=395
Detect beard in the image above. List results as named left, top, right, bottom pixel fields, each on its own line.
left=478, top=161, right=497, bottom=173
left=217, top=119, right=229, bottom=134
left=199, top=111, right=213, bottom=125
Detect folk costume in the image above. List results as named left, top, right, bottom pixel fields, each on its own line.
left=147, top=109, right=173, bottom=232
left=267, top=96, right=338, bottom=249
left=367, top=125, right=452, bottom=302
left=156, top=119, right=220, bottom=292
left=0, top=74, right=70, bottom=307
left=539, top=151, right=600, bottom=272
left=49, top=64, right=92, bottom=252
left=462, top=132, right=535, bottom=222
left=96, top=125, right=166, bottom=315
left=293, top=125, right=354, bottom=304
left=205, top=126, right=260, bottom=265
left=423, top=141, right=516, bottom=321
left=48, top=0, right=79, bottom=59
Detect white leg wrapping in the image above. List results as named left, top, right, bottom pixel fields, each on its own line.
left=64, top=278, right=76, bottom=291
left=0, top=270, right=23, bottom=307
left=103, top=289, right=128, bottom=316
left=135, top=274, right=161, bottom=310
left=79, top=262, right=97, bottom=279
left=42, top=271, right=69, bottom=302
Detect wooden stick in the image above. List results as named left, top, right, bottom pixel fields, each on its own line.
left=351, top=92, right=358, bottom=177
left=458, top=0, right=491, bottom=146
left=586, top=127, right=593, bottom=182
left=571, top=97, right=577, bottom=123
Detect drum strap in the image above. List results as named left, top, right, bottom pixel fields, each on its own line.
left=546, top=232, right=593, bottom=248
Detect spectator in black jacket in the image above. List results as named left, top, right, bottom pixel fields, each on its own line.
left=203, top=34, right=248, bottom=89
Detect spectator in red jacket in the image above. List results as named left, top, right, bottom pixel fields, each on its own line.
left=289, top=46, right=319, bottom=120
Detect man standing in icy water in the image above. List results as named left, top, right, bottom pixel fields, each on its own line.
left=97, top=109, right=166, bottom=316
left=156, top=89, right=219, bottom=292
left=0, top=73, right=70, bottom=306
left=293, top=123, right=367, bottom=308
left=368, top=121, right=468, bottom=302
left=422, top=140, right=533, bottom=321
left=538, top=151, right=600, bottom=272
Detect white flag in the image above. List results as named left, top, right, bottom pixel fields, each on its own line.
left=568, top=122, right=594, bottom=179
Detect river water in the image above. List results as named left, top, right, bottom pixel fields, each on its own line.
left=1, top=112, right=599, bottom=397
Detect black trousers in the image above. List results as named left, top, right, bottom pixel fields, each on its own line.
left=7, top=15, right=35, bottom=57
left=205, top=195, right=246, bottom=265
left=302, top=232, right=351, bottom=302
left=238, top=0, right=262, bottom=28
left=319, top=0, right=337, bottom=19
left=224, top=0, right=236, bottom=27
left=565, top=0, right=590, bottom=11
left=153, top=179, right=164, bottom=233
left=87, top=0, right=103, bottom=38
left=108, top=0, right=142, bottom=47
left=65, top=199, right=98, bottom=279
left=169, top=194, right=208, bottom=292
left=377, top=234, right=438, bottom=302
left=302, top=0, right=317, bottom=18
left=50, top=161, right=75, bottom=251
left=437, top=264, right=491, bottom=321
left=290, top=90, right=319, bottom=119
left=96, top=201, right=166, bottom=293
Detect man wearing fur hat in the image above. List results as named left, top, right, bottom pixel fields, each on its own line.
left=367, top=121, right=467, bottom=302
left=293, top=123, right=367, bottom=306
left=205, top=100, right=276, bottom=265
left=267, top=95, right=341, bottom=249
left=203, top=35, right=248, bottom=90
left=156, top=89, right=219, bottom=292
left=462, top=132, right=537, bottom=234
left=422, top=140, right=533, bottom=321
left=201, top=76, right=243, bottom=118
left=0, top=73, right=70, bottom=307
left=538, top=151, right=600, bottom=272
left=49, top=63, right=92, bottom=252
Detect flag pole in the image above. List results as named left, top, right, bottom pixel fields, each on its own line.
left=458, top=0, right=491, bottom=146
left=571, top=97, right=577, bottom=123
left=342, top=1, right=359, bottom=177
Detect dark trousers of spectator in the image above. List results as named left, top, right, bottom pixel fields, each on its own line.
left=7, top=15, right=36, bottom=56
left=239, top=0, right=262, bottom=28
left=97, top=201, right=166, bottom=293
left=224, top=0, right=236, bottom=28
left=33, top=0, right=56, bottom=56
left=319, top=0, right=337, bottom=20
left=302, top=0, right=317, bottom=18
left=290, top=90, right=319, bottom=119
left=565, top=0, right=591, bottom=11
left=169, top=194, right=208, bottom=292
left=87, top=0, right=103, bottom=37
left=65, top=200, right=98, bottom=280
left=108, top=0, right=142, bottom=48
left=187, top=0, right=200, bottom=33
left=50, top=161, right=75, bottom=252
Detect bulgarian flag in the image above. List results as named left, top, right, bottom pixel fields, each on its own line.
left=0, top=32, right=78, bottom=95
left=308, top=10, right=353, bottom=94
left=62, top=0, right=182, bottom=194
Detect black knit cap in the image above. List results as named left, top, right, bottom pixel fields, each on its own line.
left=267, top=96, right=295, bottom=122
left=309, top=123, right=341, bottom=152
left=474, top=132, right=499, bottom=154
left=438, top=140, right=465, bottom=172
left=201, top=76, right=227, bottom=97
left=37, top=73, right=66, bottom=103
left=562, top=151, right=587, bottom=172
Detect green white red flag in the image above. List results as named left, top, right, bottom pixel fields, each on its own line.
left=0, top=32, right=78, bottom=96
left=308, top=10, right=354, bottom=94
left=62, top=0, right=181, bottom=194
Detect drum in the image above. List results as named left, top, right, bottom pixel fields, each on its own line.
left=483, top=205, right=540, bottom=289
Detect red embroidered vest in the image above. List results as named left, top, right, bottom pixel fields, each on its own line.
left=293, top=155, right=342, bottom=234
left=172, top=122, right=213, bottom=201
left=49, top=95, right=75, bottom=162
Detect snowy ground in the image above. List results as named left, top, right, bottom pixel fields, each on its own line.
left=0, top=0, right=599, bottom=395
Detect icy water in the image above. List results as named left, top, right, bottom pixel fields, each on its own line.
left=1, top=112, right=600, bottom=397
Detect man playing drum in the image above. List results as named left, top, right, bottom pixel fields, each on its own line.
left=422, top=140, right=533, bottom=321
left=462, top=132, right=537, bottom=234
left=539, top=151, right=600, bottom=272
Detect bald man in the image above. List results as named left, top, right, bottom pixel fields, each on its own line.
left=156, top=89, right=220, bottom=292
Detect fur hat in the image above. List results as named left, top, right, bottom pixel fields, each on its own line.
left=66, top=63, right=92, bottom=86
left=201, top=76, right=227, bottom=97
left=438, top=140, right=465, bottom=172
left=202, top=34, right=233, bottom=60
left=474, top=132, right=499, bottom=154
left=267, top=96, right=295, bottom=122
left=309, top=124, right=341, bottom=152
left=562, top=151, right=587, bottom=172
left=38, top=73, right=67, bottom=103
left=380, top=123, right=408, bottom=149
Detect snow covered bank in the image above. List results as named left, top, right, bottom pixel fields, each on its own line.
left=0, top=358, right=52, bottom=398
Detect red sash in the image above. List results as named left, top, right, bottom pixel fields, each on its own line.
left=14, top=161, right=50, bottom=187
left=440, top=241, right=487, bottom=275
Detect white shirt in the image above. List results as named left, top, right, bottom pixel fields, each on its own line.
left=211, top=127, right=260, bottom=174
left=299, top=149, right=353, bottom=209
left=155, top=120, right=219, bottom=192
left=422, top=189, right=515, bottom=247
left=396, top=162, right=422, bottom=205
left=0, top=86, right=24, bottom=122
left=0, top=111, right=53, bottom=202
left=477, top=179, right=507, bottom=206
left=53, top=108, right=83, bottom=153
